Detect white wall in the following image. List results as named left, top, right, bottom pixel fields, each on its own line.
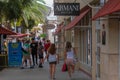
left=48, top=30, right=54, bottom=43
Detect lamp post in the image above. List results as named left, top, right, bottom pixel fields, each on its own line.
left=13, top=19, right=17, bottom=42
left=14, top=19, right=17, bottom=32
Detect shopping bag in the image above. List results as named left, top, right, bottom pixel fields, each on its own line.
left=62, top=63, right=68, bottom=72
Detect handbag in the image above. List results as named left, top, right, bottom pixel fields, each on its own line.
left=62, top=63, right=68, bottom=72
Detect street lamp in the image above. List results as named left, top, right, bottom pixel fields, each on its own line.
left=14, top=19, right=17, bottom=32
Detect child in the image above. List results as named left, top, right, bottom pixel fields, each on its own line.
left=44, top=43, right=59, bottom=80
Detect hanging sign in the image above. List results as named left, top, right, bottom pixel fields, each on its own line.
left=54, top=3, right=80, bottom=16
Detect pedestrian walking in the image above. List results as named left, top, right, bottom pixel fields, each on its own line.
left=38, top=41, right=44, bottom=68
left=41, top=38, right=46, bottom=47
left=64, top=41, right=77, bottom=80
left=21, top=39, right=27, bottom=67
left=30, top=38, right=38, bottom=66
left=20, top=40, right=33, bottom=69
left=44, top=43, right=59, bottom=80
left=44, top=40, right=51, bottom=54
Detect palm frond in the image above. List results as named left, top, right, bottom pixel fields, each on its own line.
left=0, top=0, right=48, bottom=28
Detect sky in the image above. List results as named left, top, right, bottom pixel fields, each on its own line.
left=44, top=0, right=53, bottom=8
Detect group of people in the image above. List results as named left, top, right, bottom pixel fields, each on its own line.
left=20, top=38, right=77, bottom=80
left=21, top=38, right=51, bottom=69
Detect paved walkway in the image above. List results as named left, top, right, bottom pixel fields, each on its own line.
left=0, top=60, right=91, bottom=80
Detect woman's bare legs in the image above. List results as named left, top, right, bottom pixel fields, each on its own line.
left=49, top=64, right=56, bottom=80
left=67, top=64, right=72, bottom=78
left=66, top=60, right=75, bottom=79
left=52, top=64, right=56, bottom=79
left=71, top=64, right=75, bottom=73
left=49, top=64, right=52, bottom=79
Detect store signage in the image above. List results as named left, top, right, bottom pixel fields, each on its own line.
left=8, top=42, right=22, bottom=67
left=54, top=3, right=80, bottom=16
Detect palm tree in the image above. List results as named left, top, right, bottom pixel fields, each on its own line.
left=0, top=0, right=47, bottom=29
left=21, top=0, right=47, bottom=26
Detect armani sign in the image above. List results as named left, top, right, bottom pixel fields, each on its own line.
left=54, top=3, right=80, bottom=16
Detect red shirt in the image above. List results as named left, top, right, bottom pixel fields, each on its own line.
left=44, top=42, right=51, bottom=51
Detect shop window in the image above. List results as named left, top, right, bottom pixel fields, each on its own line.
left=87, top=29, right=92, bottom=66
left=79, top=29, right=92, bottom=66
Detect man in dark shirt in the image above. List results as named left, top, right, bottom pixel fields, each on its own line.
left=30, top=38, right=38, bottom=66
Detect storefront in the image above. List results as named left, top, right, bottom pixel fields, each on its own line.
left=92, top=0, right=120, bottom=80
left=0, top=26, right=16, bottom=68
left=64, top=5, right=92, bottom=76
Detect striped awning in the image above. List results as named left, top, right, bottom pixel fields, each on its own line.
left=0, top=27, right=17, bottom=35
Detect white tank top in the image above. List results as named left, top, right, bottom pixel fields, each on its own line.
left=66, top=49, right=74, bottom=59
left=48, top=54, right=57, bottom=62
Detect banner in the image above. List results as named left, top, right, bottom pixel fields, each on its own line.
left=54, top=3, right=80, bottom=16
left=8, top=42, right=22, bottom=67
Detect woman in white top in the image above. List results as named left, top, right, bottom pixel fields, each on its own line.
left=44, top=43, right=59, bottom=80
left=64, top=41, right=76, bottom=79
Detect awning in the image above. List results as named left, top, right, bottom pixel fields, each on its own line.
left=92, top=0, right=120, bottom=20
left=0, top=27, right=17, bottom=35
left=10, top=33, right=30, bottom=38
left=65, top=6, right=91, bottom=30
